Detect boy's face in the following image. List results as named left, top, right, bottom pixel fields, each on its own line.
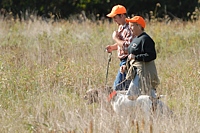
left=113, top=14, right=124, bottom=25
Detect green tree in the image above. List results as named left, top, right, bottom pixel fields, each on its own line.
left=0, top=0, right=199, bottom=21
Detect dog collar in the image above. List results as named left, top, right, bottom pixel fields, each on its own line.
left=108, top=91, right=117, bottom=102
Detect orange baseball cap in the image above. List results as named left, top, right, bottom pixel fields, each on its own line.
left=126, top=16, right=146, bottom=28
left=107, top=5, right=126, bottom=18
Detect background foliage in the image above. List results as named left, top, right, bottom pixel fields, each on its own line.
left=0, top=0, right=200, bottom=21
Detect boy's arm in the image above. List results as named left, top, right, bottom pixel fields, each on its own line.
left=106, top=43, right=118, bottom=53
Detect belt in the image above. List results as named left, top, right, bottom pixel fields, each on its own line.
left=120, top=56, right=128, bottom=61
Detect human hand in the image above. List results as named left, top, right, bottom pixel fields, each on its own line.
left=120, top=65, right=126, bottom=74
left=128, top=54, right=135, bottom=60
left=106, top=45, right=112, bottom=53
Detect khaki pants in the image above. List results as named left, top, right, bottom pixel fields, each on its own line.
left=126, top=60, right=160, bottom=97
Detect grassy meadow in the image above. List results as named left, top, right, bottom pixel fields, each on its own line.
left=0, top=17, right=199, bottom=133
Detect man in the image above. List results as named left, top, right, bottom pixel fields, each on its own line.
left=121, top=16, right=160, bottom=98
left=106, top=5, right=134, bottom=91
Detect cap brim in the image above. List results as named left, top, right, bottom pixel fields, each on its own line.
left=126, top=18, right=135, bottom=23
left=106, top=13, right=116, bottom=18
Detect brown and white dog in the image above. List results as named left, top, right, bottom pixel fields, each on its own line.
left=84, top=88, right=172, bottom=118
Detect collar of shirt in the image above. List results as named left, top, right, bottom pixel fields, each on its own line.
left=118, top=23, right=128, bottom=32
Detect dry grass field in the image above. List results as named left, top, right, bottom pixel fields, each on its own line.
left=0, top=17, right=199, bottom=133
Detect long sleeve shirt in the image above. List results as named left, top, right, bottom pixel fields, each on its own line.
left=128, top=32, right=156, bottom=62
left=117, top=23, right=133, bottom=60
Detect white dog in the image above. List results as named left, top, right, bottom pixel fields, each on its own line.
left=108, top=91, right=172, bottom=119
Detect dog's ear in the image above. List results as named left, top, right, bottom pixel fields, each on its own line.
left=108, top=91, right=117, bottom=102
left=94, top=89, right=98, bottom=96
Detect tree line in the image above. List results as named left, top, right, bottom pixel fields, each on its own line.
left=0, top=0, right=199, bottom=21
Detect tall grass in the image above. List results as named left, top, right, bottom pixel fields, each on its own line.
left=0, top=18, right=199, bottom=132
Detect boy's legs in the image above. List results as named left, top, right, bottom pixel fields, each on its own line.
left=113, top=69, right=126, bottom=90
left=113, top=59, right=130, bottom=91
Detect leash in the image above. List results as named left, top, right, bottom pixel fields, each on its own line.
left=105, top=52, right=112, bottom=86
left=104, top=52, right=129, bottom=89
left=115, top=78, right=128, bottom=88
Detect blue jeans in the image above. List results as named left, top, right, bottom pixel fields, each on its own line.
left=113, top=59, right=130, bottom=91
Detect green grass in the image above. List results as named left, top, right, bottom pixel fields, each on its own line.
left=0, top=18, right=199, bottom=132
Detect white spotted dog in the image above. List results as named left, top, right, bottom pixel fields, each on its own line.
left=108, top=91, right=172, bottom=118
left=108, top=91, right=153, bottom=119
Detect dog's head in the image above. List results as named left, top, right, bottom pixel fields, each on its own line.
left=84, top=86, right=113, bottom=104
left=84, top=89, right=99, bottom=104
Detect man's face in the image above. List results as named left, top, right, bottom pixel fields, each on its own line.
left=129, top=22, right=139, bottom=35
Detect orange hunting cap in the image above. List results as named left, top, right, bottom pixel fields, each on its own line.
left=126, top=16, right=146, bottom=28
left=107, top=5, right=126, bottom=18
